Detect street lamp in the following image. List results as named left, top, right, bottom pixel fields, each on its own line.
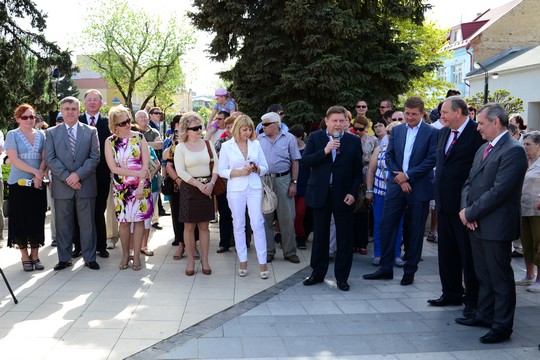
left=473, top=62, right=499, bottom=104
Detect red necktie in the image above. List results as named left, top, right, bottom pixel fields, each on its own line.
left=90, top=116, right=96, bottom=127
left=445, top=130, right=459, bottom=156
left=481, top=143, right=493, bottom=161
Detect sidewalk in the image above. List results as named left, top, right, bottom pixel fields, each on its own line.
left=129, top=241, right=540, bottom=359
left=0, top=203, right=308, bottom=360
left=1, top=208, right=539, bottom=359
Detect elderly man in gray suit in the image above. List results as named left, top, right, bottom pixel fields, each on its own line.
left=456, top=103, right=528, bottom=344
left=45, top=96, right=100, bottom=270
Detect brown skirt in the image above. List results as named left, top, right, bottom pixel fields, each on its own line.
left=178, top=181, right=215, bottom=223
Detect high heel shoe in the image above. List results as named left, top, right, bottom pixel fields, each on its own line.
left=119, top=263, right=129, bottom=270
left=202, top=268, right=212, bottom=275
left=132, top=264, right=142, bottom=271
left=238, top=268, right=247, bottom=277
left=260, top=271, right=269, bottom=279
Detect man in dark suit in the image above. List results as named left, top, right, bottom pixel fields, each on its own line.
left=363, top=96, right=437, bottom=285
left=45, top=96, right=100, bottom=270
left=456, top=103, right=528, bottom=344
left=302, top=105, right=363, bottom=291
left=75, top=89, right=112, bottom=258
left=427, top=96, right=484, bottom=317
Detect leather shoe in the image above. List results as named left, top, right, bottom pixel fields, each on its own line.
left=363, top=270, right=393, bottom=280
left=85, top=261, right=100, bottom=270
left=216, top=247, right=229, bottom=253
left=72, top=249, right=82, bottom=258
left=427, top=296, right=463, bottom=307
left=336, top=280, right=350, bottom=291
left=479, top=329, right=511, bottom=344
left=54, top=261, right=72, bottom=271
left=159, top=211, right=170, bottom=216
left=400, top=274, right=414, bottom=286
left=152, top=223, right=163, bottom=230
left=97, top=250, right=109, bottom=258
left=267, top=254, right=274, bottom=263
left=284, top=255, right=300, bottom=263
left=303, top=276, right=324, bottom=286
left=455, top=317, right=491, bottom=328
left=463, top=305, right=476, bottom=319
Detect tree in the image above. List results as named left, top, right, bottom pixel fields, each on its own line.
left=0, top=0, right=73, bottom=128
left=55, top=74, right=80, bottom=100
left=466, top=89, right=524, bottom=115
left=190, top=0, right=437, bottom=124
left=81, top=0, right=194, bottom=113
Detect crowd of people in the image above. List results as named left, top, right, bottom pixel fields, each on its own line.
left=2, top=87, right=539, bottom=345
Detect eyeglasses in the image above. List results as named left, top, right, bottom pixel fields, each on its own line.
left=392, top=117, right=404, bottom=121
left=355, top=105, right=367, bottom=109
left=261, top=122, right=277, bottom=127
left=62, top=107, right=79, bottom=112
left=116, top=119, right=131, bottom=127
left=151, top=112, right=162, bottom=115
left=354, top=127, right=365, bottom=132
left=187, top=125, right=203, bottom=131
left=19, top=115, right=35, bottom=121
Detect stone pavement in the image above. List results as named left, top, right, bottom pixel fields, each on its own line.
left=1, top=203, right=540, bottom=359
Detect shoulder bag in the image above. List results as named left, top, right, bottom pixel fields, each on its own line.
left=205, top=140, right=226, bottom=196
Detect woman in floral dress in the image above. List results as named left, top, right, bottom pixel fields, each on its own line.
left=104, top=105, right=152, bottom=271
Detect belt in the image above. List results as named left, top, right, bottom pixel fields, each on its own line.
left=268, top=170, right=290, bottom=178
left=195, top=177, right=211, bottom=184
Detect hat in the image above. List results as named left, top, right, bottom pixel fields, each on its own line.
left=214, top=88, right=228, bottom=99
left=56, top=113, right=64, bottom=121
left=261, top=112, right=281, bottom=123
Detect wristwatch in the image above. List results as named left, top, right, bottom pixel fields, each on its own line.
left=291, top=179, right=298, bottom=184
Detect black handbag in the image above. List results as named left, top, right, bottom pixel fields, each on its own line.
left=161, top=175, right=174, bottom=195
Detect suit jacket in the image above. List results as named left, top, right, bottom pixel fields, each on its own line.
left=79, top=113, right=111, bottom=184
left=461, top=132, right=528, bottom=241
left=45, top=122, right=100, bottom=199
left=218, top=138, right=268, bottom=191
left=302, top=130, right=363, bottom=211
left=434, top=120, right=485, bottom=214
left=385, top=121, right=437, bottom=201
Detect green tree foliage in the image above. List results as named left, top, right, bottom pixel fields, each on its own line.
left=466, top=89, right=524, bottom=115
left=80, top=0, right=194, bottom=113
left=55, top=74, right=80, bottom=101
left=0, top=0, right=73, bottom=129
left=190, top=0, right=438, bottom=124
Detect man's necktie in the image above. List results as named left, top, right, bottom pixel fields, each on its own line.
left=445, top=130, right=459, bottom=156
left=68, top=127, right=76, bottom=154
left=90, top=116, right=96, bottom=127
left=481, top=143, right=493, bottom=161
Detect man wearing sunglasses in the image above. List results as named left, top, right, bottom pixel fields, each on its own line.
left=45, top=96, right=100, bottom=271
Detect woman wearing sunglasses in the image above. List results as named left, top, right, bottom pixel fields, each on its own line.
left=174, top=112, right=219, bottom=276
left=104, top=105, right=152, bottom=271
left=5, top=104, right=48, bottom=271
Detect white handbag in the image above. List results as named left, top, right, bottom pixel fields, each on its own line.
left=261, top=177, right=277, bottom=214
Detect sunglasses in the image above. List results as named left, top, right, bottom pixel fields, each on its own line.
left=261, top=122, right=277, bottom=127
left=20, top=115, right=35, bottom=121
left=187, top=125, right=203, bottom=131
left=151, top=112, right=162, bottom=115
left=392, top=117, right=404, bottom=121
left=116, top=119, right=131, bottom=127
left=355, top=105, right=367, bottom=109
left=354, top=127, right=365, bottom=132
left=277, top=111, right=285, bottom=116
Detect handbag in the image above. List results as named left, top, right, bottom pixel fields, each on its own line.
left=205, top=140, right=226, bottom=196
left=161, top=175, right=174, bottom=195
left=261, top=177, right=278, bottom=214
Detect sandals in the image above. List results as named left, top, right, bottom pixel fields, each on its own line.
left=140, top=248, right=154, bottom=256
left=32, top=258, right=45, bottom=271
left=238, top=268, right=248, bottom=277
left=260, top=271, right=269, bottom=279
left=119, top=263, right=129, bottom=270
left=132, top=264, right=142, bottom=271
left=22, top=260, right=34, bottom=272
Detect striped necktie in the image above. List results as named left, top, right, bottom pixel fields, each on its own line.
left=90, top=116, right=96, bottom=127
left=445, top=130, right=459, bottom=156
left=68, top=127, right=76, bottom=154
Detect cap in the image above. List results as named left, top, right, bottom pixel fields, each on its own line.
left=214, top=88, right=228, bottom=99
left=56, top=113, right=64, bottom=122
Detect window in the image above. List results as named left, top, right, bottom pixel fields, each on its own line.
left=452, top=63, right=463, bottom=84
left=437, top=67, right=447, bottom=81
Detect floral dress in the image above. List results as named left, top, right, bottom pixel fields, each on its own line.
left=108, top=133, right=153, bottom=222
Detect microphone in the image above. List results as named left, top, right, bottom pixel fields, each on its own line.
left=332, top=131, right=341, bottom=155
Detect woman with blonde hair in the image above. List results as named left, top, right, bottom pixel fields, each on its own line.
left=218, top=115, right=269, bottom=278
left=174, top=112, right=219, bottom=276
left=104, top=105, right=152, bottom=271
left=5, top=104, right=47, bottom=271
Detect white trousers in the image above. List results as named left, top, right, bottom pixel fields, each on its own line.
left=227, top=186, right=267, bottom=264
